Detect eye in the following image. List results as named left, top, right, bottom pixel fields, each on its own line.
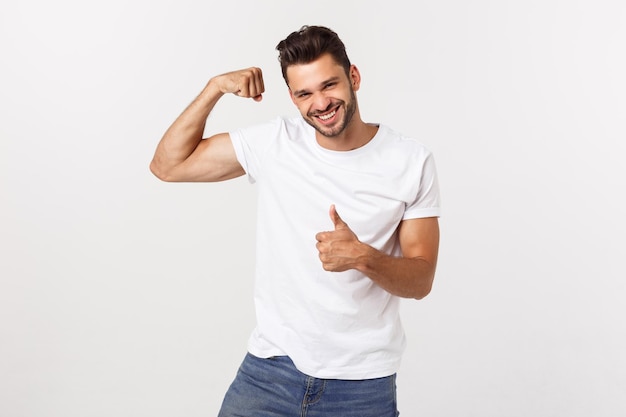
left=323, top=82, right=336, bottom=89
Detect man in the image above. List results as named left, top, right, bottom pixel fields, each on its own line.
left=150, top=25, right=440, bottom=417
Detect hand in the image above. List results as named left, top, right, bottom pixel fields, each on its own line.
left=315, top=205, right=364, bottom=272
left=211, top=67, right=265, bottom=101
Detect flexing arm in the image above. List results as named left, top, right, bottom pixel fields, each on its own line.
left=150, top=67, right=265, bottom=182
left=315, top=205, right=440, bottom=299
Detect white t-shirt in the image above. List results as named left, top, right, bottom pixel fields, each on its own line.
left=229, top=116, right=440, bottom=379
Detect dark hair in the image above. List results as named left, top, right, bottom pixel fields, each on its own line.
left=276, top=25, right=351, bottom=83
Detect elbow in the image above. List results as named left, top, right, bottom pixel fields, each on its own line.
left=149, top=159, right=175, bottom=182
left=412, top=273, right=435, bottom=300
left=413, top=286, right=432, bottom=300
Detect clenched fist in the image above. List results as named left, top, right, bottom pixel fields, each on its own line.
left=211, top=67, right=265, bottom=102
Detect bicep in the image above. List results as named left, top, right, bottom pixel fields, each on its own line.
left=171, top=133, right=245, bottom=182
left=398, top=217, right=440, bottom=265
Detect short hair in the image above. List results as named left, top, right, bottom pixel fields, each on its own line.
left=276, top=25, right=351, bottom=84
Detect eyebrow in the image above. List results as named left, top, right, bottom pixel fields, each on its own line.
left=291, top=76, right=342, bottom=97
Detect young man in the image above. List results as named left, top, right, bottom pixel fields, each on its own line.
left=151, top=25, right=440, bottom=417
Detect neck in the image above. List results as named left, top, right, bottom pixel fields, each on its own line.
left=316, top=118, right=378, bottom=151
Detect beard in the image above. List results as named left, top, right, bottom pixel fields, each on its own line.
left=303, top=89, right=357, bottom=138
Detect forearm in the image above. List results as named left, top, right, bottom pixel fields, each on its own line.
left=316, top=208, right=439, bottom=299
left=354, top=244, right=436, bottom=299
left=150, top=81, right=223, bottom=179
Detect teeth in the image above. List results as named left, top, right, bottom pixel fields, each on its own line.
left=318, top=110, right=336, bottom=121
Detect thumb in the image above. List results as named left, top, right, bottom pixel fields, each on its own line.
left=329, top=204, right=347, bottom=230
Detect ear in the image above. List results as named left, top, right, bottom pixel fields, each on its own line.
left=349, top=65, right=361, bottom=91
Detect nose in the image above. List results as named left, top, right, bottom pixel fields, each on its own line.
left=311, top=92, right=333, bottom=113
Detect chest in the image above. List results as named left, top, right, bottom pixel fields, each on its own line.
left=257, top=141, right=414, bottom=244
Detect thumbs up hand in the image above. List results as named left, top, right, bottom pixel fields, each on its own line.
left=315, top=205, right=364, bottom=272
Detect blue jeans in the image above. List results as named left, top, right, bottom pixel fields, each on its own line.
left=217, top=353, right=400, bottom=417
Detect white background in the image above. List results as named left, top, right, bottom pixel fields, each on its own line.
left=1, top=1, right=625, bottom=416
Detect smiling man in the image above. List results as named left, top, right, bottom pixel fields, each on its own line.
left=150, top=25, right=441, bottom=417
left=288, top=54, right=362, bottom=143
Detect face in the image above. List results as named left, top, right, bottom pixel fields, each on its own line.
left=287, top=54, right=359, bottom=138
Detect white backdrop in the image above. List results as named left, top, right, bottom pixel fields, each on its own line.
left=1, top=1, right=625, bottom=416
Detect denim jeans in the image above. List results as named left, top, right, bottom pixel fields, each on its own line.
left=217, top=353, right=400, bottom=417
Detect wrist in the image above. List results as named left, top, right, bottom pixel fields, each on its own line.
left=190, top=79, right=225, bottom=113
left=354, top=242, right=379, bottom=273
left=203, top=77, right=227, bottom=98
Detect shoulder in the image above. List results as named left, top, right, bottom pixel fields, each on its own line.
left=281, top=116, right=314, bottom=139
left=377, top=124, right=435, bottom=160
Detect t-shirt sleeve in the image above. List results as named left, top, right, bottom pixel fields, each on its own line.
left=229, top=117, right=283, bottom=184
left=403, top=151, right=441, bottom=219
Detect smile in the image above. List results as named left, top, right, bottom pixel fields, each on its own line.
left=317, top=109, right=337, bottom=121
